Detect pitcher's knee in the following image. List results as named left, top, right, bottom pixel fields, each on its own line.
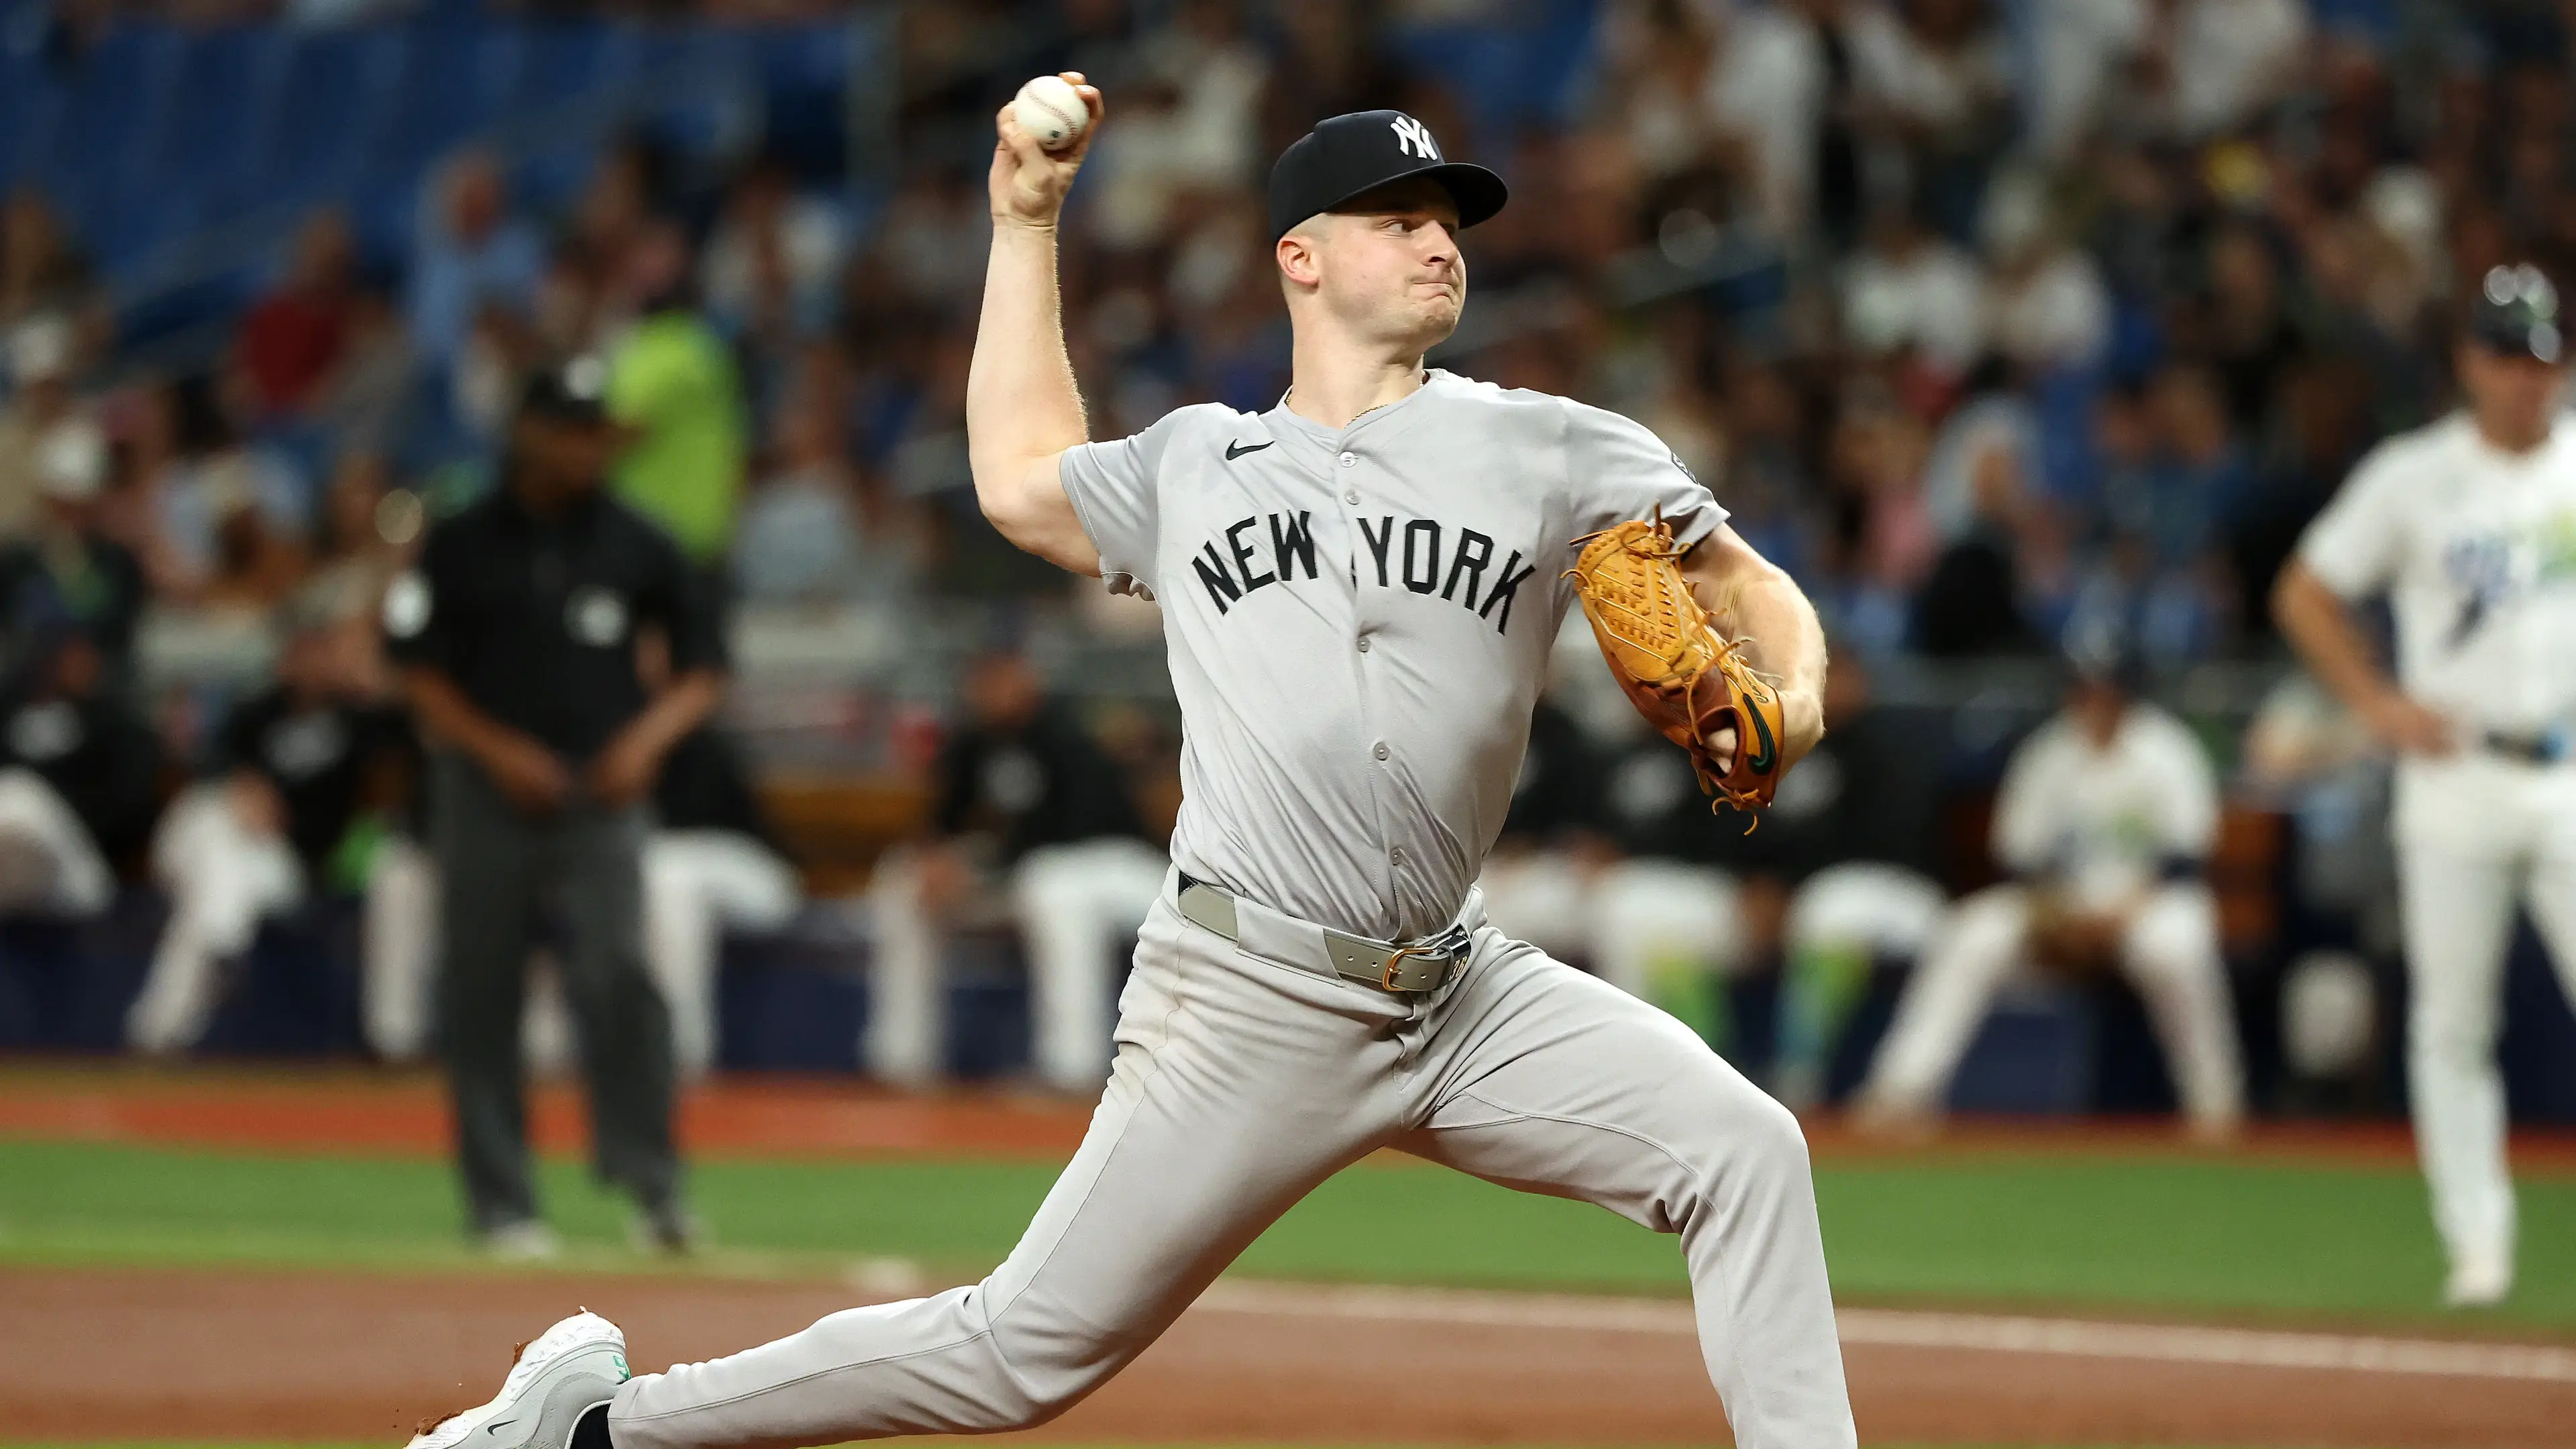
left=1742, top=1091, right=1813, bottom=1176
left=1672, top=1071, right=1812, bottom=1187
left=974, top=1321, right=1121, bottom=1431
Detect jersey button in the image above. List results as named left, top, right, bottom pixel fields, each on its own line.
left=1343, top=489, right=1360, bottom=504
left=1338, top=451, right=1357, bottom=467
left=1373, top=742, right=1390, bottom=761
left=1391, top=847, right=1407, bottom=864
left=1356, top=635, right=1372, bottom=653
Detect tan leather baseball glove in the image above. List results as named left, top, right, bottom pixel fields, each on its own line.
left=1564, top=517, right=1787, bottom=816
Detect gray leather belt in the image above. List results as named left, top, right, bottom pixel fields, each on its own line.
left=1174, top=871, right=1472, bottom=994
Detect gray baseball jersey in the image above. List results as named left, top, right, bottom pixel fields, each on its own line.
left=605, top=373, right=1857, bottom=1449
left=1060, top=368, right=1725, bottom=942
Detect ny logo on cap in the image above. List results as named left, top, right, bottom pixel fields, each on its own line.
left=1390, top=114, right=1440, bottom=160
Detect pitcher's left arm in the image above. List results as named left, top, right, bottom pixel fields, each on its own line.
left=1684, top=523, right=1827, bottom=771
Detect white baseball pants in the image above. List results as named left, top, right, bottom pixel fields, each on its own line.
left=1585, top=860, right=1946, bottom=995
left=610, top=884, right=1855, bottom=1449
left=369, top=830, right=796, bottom=1081
left=1862, top=881, right=2244, bottom=1129
left=1593, top=857, right=1750, bottom=1002
left=2391, top=753, right=2576, bottom=1277
left=1774, top=863, right=1950, bottom=1108
left=865, top=837, right=1167, bottom=1093
left=363, top=835, right=441, bottom=1061
left=125, top=783, right=306, bottom=1053
left=0, top=766, right=111, bottom=919
left=643, top=831, right=802, bottom=1079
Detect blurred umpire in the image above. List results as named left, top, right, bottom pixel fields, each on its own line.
left=384, top=356, right=726, bottom=1257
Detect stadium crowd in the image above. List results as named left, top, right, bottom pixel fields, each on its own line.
left=0, top=0, right=2567, bottom=1119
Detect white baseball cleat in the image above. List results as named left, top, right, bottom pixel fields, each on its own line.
left=2443, top=1252, right=2513, bottom=1309
left=408, top=1310, right=630, bottom=1449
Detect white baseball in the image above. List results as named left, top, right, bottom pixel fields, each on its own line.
left=1012, top=74, right=1089, bottom=153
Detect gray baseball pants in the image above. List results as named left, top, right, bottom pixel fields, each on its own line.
left=431, top=753, right=678, bottom=1231
left=610, top=879, right=1854, bottom=1449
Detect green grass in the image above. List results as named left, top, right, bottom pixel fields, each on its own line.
left=2, top=1138, right=2573, bottom=1332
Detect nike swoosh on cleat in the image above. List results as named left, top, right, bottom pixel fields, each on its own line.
left=1224, top=441, right=1274, bottom=460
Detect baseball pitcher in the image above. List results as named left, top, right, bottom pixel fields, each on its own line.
left=411, top=81, right=1852, bottom=1449
left=2275, top=263, right=2576, bottom=1307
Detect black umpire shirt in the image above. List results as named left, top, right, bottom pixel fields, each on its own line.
left=931, top=703, right=1148, bottom=866
left=384, top=484, right=724, bottom=761
left=216, top=687, right=418, bottom=869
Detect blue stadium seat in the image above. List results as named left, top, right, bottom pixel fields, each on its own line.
left=28, top=28, right=163, bottom=264
left=250, top=25, right=402, bottom=214
left=1948, top=982, right=2096, bottom=1114
left=751, top=22, right=853, bottom=175
left=1382, top=0, right=1599, bottom=157
left=370, top=18, right=521, bottom=182
left=140, top=27, right=291, bottom=236
left=504, top=21, right=638, bottom=120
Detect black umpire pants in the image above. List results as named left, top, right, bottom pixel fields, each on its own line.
left=430, top=751, right=678, bottom=1231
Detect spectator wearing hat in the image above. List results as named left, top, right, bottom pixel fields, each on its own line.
left=125, top=578, right=419, bottom=1055
left=387, top=357, right=725, bottom=1259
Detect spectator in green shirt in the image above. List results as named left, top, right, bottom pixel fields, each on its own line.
left=606, top=223, right=747, bottom=566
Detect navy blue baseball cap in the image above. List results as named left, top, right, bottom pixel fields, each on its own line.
left=1267, top=110, right=1508, bottom=242
left=2469, top=263, right=2563, bottom=364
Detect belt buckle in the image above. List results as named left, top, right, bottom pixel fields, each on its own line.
left=1380, top=943, right=1434, bottom=993
left=1379, top=926, right=1468, bottom=992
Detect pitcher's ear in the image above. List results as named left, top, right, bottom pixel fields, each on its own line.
left=1277, top=226, right=1323, bottom=288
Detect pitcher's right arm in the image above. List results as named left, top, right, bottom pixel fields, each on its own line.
left=966, top=74, right=1106, bottom=575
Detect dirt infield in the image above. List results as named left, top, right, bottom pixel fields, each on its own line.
left=4, top=1265, right=2572, bottom=1446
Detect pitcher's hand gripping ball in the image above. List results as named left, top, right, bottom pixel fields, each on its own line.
left=1013, top=74, right=1091, bottom=152
left=1566, top=518, right=1786, bottom=818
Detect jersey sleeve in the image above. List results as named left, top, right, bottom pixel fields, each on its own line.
left=2296, top=441, right=2411, bottom=599
left=2149, top=716, right=2222, bottom=859
left=1988, top=726, right=2063, bottom=877
left=1562, top=400, right=1728, bottom=549
left=1057, top=410, right=1189, bottom=597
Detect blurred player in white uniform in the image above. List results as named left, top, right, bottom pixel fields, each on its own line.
left=1857, top=630, right=2244, bottom=1136
left=2275, top=264, right=2576, bottom=1307
left=1581, top=651, right=1947, bottom=1098
left=131, top=580, right=417, bottom=1054
left=866, top=645, right=1165, bottom=1093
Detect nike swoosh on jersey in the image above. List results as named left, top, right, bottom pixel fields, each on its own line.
left=1225, top=441, right=1275, bottom=460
